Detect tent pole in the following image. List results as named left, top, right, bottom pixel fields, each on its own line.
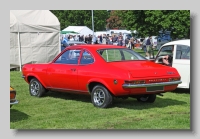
left=18, top=32, right=22, bottom=71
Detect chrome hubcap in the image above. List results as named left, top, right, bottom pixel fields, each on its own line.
left=30, top=81, right=39, bottom=96
left=93, top=88, right=105, bottom=106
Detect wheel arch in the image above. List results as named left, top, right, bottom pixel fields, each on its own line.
left=26, top=74, right=47, bottom=89
left=87, top=79, right=115, bottom=96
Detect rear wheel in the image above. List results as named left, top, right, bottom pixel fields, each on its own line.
left=91, top=85, right=113, bottom=108
left=29, top=78, right=46, bottom=97
left=137, top=94, right=156, bottom=103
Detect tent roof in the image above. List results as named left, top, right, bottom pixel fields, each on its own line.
left=60, top=31, right=79, bottom=34
left=10, top=10, right=60, bottom=32
left=62, top=26, right=94, bottom=36
left=63, top=26, right=87, bottom=32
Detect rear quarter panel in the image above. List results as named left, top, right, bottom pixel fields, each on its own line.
left=78, top=62, right=131, bottom=96
left=22, top=64, right=50, bottom=87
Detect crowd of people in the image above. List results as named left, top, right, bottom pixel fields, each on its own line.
left=61, top=33, right=156, bottom=59
left=61, top=32, right=139, bottom=48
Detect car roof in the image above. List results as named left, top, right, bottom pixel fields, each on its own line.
left=163, top=39, right=190, bottom=46
left=67, top=44, right=125, bottom=50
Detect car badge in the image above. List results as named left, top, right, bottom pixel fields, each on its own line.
left=167, top=72, right=174, bottom=74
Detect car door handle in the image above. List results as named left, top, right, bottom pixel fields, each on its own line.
left=71, top=68, right=76, bottom=71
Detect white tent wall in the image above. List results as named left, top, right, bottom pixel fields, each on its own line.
left=10, top=10, right=60, bottom=70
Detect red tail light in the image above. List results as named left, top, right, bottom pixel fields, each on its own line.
left=10, top=92, right=16, bottom=99
left=169, top=77, right=181, bottom=82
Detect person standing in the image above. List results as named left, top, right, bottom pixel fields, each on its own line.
left=102, top=34, right=107, bottom=44
left=142, top=38, right=148, bottom=57
left=117, top=36, right=123, bottom=46
left=125, top=36, right=129, bottom=48
left=146, top=36, right=153, bottom=59
left=92, top=35, right=97, bottom=44
left=100, top=34, right=103, bottom=44
left=107, top=36, right=113, bottom=45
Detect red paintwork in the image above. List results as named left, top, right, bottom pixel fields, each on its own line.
left=22, top=45, right=181, bottom=97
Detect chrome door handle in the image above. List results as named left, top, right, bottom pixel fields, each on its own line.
left=71, top=68, right=76, bottom=71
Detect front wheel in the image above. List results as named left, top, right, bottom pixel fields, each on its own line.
left=29, top=78, right=46, bottom=97
left=137, top=94, right=156, bottom=103
left=91, top=85, right=113, bottom=108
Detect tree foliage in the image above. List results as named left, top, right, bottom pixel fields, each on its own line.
left=51, top=10, right=190, bottom=39
left=50, top=10, right=109, bottom=31
left=106, top=10, right=122, bottom=29
left=117, top=10, right=190, bottom=39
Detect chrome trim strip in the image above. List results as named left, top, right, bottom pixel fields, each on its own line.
left=47, top=87, right=89, bottom=94
left=122, top=81, right=182, bottom=88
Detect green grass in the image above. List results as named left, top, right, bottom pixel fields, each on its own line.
left=134, top=48, right=159, bottom=57
left=10, top=71, right=190, bottom=129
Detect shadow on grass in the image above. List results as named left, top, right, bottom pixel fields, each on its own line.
left=10, top=109, right=29, bottom=122
left=43, top=91, right=187, bottom=110
left=112, top=96, right=187, bottom=109
left=172, top=88, right=190, bottom=94
left=43, top=91, right=91, bottom=104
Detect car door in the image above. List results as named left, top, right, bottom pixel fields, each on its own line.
left=172, top=45, right=190, bottom=88
left=154, top=45, right=174, bottom=64
left=78, top=50, right=95, bottom=92
left=46, top=48, right=82, bottom=91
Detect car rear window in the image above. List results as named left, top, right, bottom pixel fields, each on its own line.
left=97, top=48, right=146, bottom=62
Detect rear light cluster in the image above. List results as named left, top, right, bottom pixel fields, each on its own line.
left=124, top=80, right=146, bottom=84
left=169, top=77, right=181, bottom=82
left=10, top=92, right=16, bottom=99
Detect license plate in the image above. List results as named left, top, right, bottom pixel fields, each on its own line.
left=146, top=86, right=164, bottom=92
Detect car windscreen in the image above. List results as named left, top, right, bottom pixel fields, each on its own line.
left=97, top=48, right=147, bottom=62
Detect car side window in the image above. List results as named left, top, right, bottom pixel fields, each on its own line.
left=54, top=49, right=81, bottom=64
left=158, top=45, right=174, bottom=57
left=176, top=45, right=190, bottom=59
left=80, top=50, right=94, bottom=64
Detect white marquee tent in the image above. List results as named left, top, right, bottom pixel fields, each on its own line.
left=10, top=10, right=60, bottom=70
left=62, top=26, right=94, bottom=36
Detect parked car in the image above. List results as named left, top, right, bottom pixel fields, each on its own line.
left=22, top=45, right=182, bottom=108
left=10, top=86, right=19, bottom=108
left=61, top=41, right=86, bottom=51
left=154, top=39, right=190, bottom=89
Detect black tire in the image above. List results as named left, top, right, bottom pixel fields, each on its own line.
left=91, top=85, right=113, bottom=108
left=29, top=78, right=46, bottom=97
left=137, top=94, right=156, bottom=103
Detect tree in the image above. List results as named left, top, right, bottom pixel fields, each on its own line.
left=50, top=10, right=109, bottom=31
left=106, top=10, right=123, bottom=30
left=117, top=10, right=190, bottom=39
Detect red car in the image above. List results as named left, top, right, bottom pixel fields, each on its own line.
left=22, top=45, right=182, bottom=108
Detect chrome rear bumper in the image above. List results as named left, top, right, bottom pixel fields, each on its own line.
left=122, top=81, right=182, bottom=88
left=10, top=99, right=19, bottom=105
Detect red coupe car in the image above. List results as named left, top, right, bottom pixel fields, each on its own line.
left=22, top=45, right=182, bottom=108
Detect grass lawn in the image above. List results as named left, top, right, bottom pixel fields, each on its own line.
left=10, top=70, right=190, bottom=129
